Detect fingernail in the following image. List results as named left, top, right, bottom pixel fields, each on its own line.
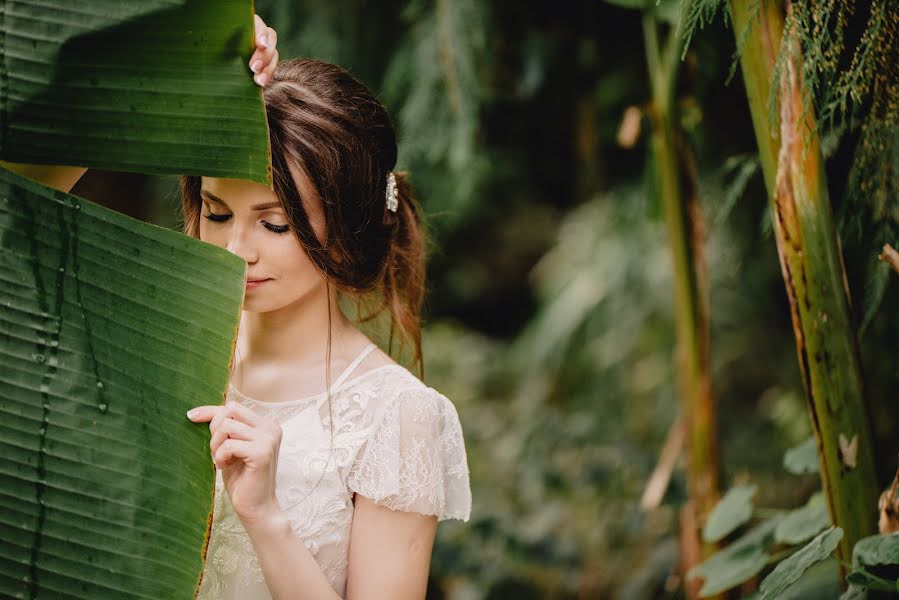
left=250, top=60, right=261, bottom=73
left=186, top=409, right=198, bottom=420
left=258, top=34, right=268, bottom=49
left=255, top=73, right=267, bottom=86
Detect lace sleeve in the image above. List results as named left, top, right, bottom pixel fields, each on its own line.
left=346, top=386, right=471, bottom=522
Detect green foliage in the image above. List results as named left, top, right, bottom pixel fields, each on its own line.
left=689, top=518, right=778, bottom=596
left=852, top=532, right=899, bottom=569
left=839, top=584, right=870, bottom=600
left=703, top=483, right=758, bottom=543
left=685, top=443, right=899, bottom=598
left=783, top=437, right=820, bottom=475
left=0, top=0, right=270, bottom=184
left=757, top=527, right=843, bottom=600
left=684, top=0, right=899, bottom=322
left=774, top=492, right=830, bottom=545
left=845, top=569, right=897, bottom=593
left=787, top=1, right=899, bottom=223
left=0, top=168, right=244, bottom=597
left=777, top=558, right=841, bottom=599
left=845, top=536, right=899, bottom=597
left=382, top=0, right=489, bottom=228
left=681, top=0, right=726, bottom=58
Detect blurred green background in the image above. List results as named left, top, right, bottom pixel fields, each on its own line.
left=70, top=1, right=898, bottom=597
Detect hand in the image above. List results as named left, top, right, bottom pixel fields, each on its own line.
left=187, top=401, right=283, bottom=524
left=249, top=14, right=279, bottom=87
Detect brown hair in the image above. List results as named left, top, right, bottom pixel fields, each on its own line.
left=180, top=58, right=427, bottom=372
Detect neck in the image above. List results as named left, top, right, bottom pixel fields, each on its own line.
left=236, top=285, right=354, bottom=367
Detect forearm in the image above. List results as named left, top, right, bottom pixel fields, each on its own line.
left=0, top=160, right=86, bottom=193
left=243, top=507, right=342, bottom=600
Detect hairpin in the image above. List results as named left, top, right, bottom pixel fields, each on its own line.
left=386, top=172, right=398, bottom=213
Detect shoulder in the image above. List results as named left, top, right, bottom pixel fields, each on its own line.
left=342, top=362, right=472, bottom=522
left=341, top=361, right=460, bottom=428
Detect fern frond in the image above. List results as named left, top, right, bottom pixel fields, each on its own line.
left=681, top=0, right=727, bottom=58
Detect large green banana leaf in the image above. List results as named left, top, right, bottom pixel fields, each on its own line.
left=0, top=166, right=245, bottom=598
left=0, top=0, right=271, bottom=185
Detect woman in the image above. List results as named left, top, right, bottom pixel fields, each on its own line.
left=8, top=14, right=471, bottom=599
left=185, top=22, right=471, bottom=600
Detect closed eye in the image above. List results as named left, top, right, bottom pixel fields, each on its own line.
left=203, top=213, right=231, bottom=223
left=263, top=221, right=290, bottom=234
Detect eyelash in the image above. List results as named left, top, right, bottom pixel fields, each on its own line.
left=202, top=213, right=289, bottom=234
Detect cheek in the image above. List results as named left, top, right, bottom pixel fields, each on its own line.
left=199, top=221, right=232, bottom=249
left=279, top=236, right=317, bottom=273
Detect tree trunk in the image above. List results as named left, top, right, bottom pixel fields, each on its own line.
left=728, top=0, right=879, bottom=580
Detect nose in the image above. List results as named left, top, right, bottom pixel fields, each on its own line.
left=225, top=224, right=259, bottom=264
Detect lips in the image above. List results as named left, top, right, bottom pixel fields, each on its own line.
left=245, top=278, right=271, bottom=290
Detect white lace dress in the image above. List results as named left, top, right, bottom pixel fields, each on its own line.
left=196, top=345, right=472, bottom=599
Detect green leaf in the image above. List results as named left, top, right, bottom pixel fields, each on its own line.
left=852, top=532, right=899, bottom=569
left=783, top=437, right=820, bottom=475
left=778, top=558, right=841, bottom=600
left=688, top=518, right=779, bottom=597
left=0, top=168, right=244, bottom=597
left=703, top=483, right=758, bottom=543
left=775, top=492, right=831, bottom=545
left=839, top=584, right=869, bottom=600
left=758, top=527, right=843, bottom=600
left=0, top=0, right=271, bottom=184
left=846, top=569, right=898, bottom=592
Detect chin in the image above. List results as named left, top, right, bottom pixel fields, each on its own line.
left=241, top=298, right=283, bottom=314
left=241, top=285, right=320, bottom=315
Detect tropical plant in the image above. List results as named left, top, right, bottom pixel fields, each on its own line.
left=0, top=167, right=246, bottom=598
left=683, top=0, right=893, bottom=580
left=604, top=2, right=722, bottom=594
left=0, top=0, right=270, bottom=183
left=0, top=1, right=265, bottom=596
left=688, top=440, right=899, bottom=598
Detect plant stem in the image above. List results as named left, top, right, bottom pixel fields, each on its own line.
left=728, top=0, right=880, bottom=584
left=643, top=7, right=721, bottom=596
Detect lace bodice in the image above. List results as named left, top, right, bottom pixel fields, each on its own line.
left=196, top=348, right=471, bottom=599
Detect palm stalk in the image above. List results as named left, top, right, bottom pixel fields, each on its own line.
left=643, top=8, right=721, bottom=591
left=728, top=0, right=879, bottom=577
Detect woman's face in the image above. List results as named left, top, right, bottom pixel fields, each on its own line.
left=199, top=171, right=326, bottom=314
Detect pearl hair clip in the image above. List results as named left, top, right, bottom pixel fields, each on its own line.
left=386, top=172, right=398, bottom=213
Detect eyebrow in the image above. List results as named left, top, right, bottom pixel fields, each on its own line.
left=201, top=190, right=281, bottom=211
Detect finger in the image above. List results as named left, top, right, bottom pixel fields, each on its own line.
left=209, top=417, right=256, bottom=455
left=223, top=400, right=263, bottom=427
left=186, top=405, right=222, bottom=423
left=208, top=404, right=230, bottom=434
left=254, top=14, right=267, bottom=43
left=249, top=53, right=264, bottom=74
left=249, top=23, right=277, bottom=75
left=249, top=48, right=273, bottom=80
left=255, top=17, right=271, bottom=50
left=265, top=26, right=277, bottom=53
left=255, top=49, right=278, bottom=86
left=215, top=438, right=255, bottom=468
left=248, top=42, right=274, bottom=69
